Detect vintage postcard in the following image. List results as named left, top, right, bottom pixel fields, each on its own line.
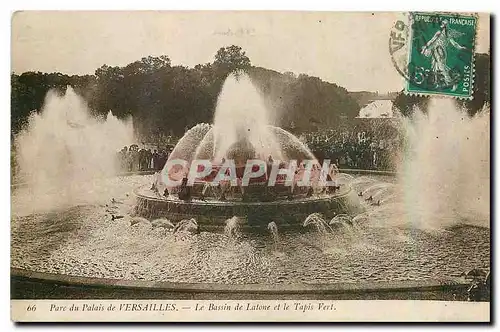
left=10, top=11, right=490, bottom=322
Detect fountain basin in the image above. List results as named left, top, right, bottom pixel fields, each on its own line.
left=134, top=184, right=356, bottom=230
left=11, top=173, right=490, bottom=300
left=11, top=267, right=471, bottom=300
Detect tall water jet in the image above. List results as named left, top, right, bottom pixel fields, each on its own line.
left=397, top=98, right=490, bottom=229
left=13, top=87, right=134, bottom=213
left=211, top=73, right=283, bottom=162
left=160, top=72, right=323, bottom=198
left=184, top=72, right=317, bottom=164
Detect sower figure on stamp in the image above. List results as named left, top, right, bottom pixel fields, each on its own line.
left=420, top=19, right=467, bottom=91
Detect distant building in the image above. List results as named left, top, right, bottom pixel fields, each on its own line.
left=357, top=100, right=395, bottom=119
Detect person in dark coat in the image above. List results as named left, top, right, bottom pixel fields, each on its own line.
left=146, top=149, right=153, bottom=170
left=138, top=148, right=146, bottom=170
left=153, top=150, right=160, bottom=170
left=178, top=177, right=192, bottom=201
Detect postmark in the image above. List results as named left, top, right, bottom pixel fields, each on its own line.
left=390, top=12, right=477, bottom=99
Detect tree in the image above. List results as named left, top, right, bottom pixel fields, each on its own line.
left=12, top=51, right=489, bottom=142
left=213, top=45, right=251, bottom=74
left=248, top=67, right=360, bottom=133
left=392, top=91, right=429, bottom=117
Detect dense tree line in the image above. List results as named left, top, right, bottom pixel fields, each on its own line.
left=248, top=67, right=360, bottom=133
left=11, top=45, right=361, bottom=140
left=11, top=47, right=489, bottom=140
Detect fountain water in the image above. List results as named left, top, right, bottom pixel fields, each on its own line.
left=167, top=123, right=212, bottom=166
left=10, top=82, right=490, bottom=290
left=330, top=214, right=353, bottom=225
left=210, top=73, right=283, bottom=161
left=173, top=218, right=199, bottom=235
left=136, top=73, right=354, bottom=228
left=151, top=218, right=175, bottom=230
left=131, top=216, right=151, bottom=226
left=13, top=87, right=134, bottom=214
left=267, top=221, right=279, bottom=244
left=395, top=99, right=489, bottom=229
left=165, top=73, right=317, bottom=176
left=410, top=99, right=489, bottom=228
left=303, top=213, right=336, bottom=234
left=224, top=216, right=242, bottom=239
left=342, top=98, right=490, bottom=231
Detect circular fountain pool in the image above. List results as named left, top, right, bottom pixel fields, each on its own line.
left=11, top=173, right=490, bottom=287
left=10, top=73, right=490, bottom=300
left=133, top=183, right=355, bottom=230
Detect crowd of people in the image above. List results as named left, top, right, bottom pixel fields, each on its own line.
left=116, top=126, right=401, bottom=174
left=117, top=145, right=171, bottom=172
left=302, top=128, right=402, bottom=171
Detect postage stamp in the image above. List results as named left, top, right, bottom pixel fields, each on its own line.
left=390, top=12, right=478, bottom=99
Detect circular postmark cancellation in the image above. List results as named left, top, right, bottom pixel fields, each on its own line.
left=389, top=12, right=477, bottom=99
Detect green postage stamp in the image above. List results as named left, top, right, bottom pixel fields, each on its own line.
left=404, top=12, right=478, bottom=98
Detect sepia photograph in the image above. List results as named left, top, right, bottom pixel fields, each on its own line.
left=9, top=10, right=491, bottom=322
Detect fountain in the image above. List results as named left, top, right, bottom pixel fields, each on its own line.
left=10, top=74, right=490, bottom=301
left=13, top=87, right=134, bottom=214
left=133, top=73, right=357, bottom=230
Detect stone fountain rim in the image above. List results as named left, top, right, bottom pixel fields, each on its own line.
left=133, top=184, right=353, bottom=206
left=11, top=267, right=467, bottom=295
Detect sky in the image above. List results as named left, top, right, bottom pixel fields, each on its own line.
left=11, top=11, right=490, bottom=92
